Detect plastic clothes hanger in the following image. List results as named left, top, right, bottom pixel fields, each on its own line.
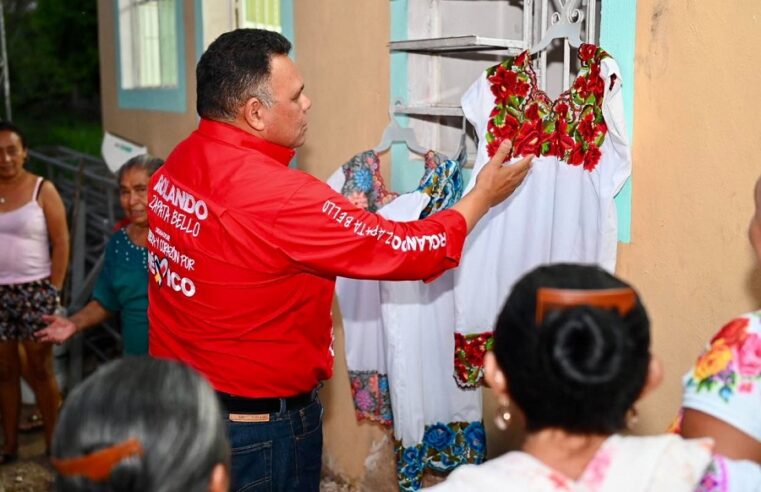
left=373, top=102, right=428, bottom=156
left=451, top=116, right=469, bottom=167
left=529, top=0, right=584, bottom=54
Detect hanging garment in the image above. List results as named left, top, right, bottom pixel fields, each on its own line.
left=328, top=150, right=399, bottom=425
left=329, top=150, right=484, bottom=492
left=330, top=149, right=463, bottom=425
left=452, top=45, right=631, bottom=388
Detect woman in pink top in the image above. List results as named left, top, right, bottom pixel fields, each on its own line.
left=0, top=121, right=69, bottom=464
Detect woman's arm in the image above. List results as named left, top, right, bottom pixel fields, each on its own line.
left=36, top=300, right=112, bottom=344
left=40, top=180, right=69, bottom=290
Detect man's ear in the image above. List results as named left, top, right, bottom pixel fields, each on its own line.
left=484, top=352, right=509, bottom=401
left=638, top=356, right=663, bottom=401
left=242, top=97, right=266, bottom=132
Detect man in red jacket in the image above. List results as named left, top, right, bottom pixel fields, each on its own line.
left=147, top=29, right=531, bottom=491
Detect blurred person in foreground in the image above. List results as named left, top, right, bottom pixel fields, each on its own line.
left=674, top=175, right=761, bottom=475
left=51, top=356, right=229, bottom=492
left=429, top=264, right=761, bottom=491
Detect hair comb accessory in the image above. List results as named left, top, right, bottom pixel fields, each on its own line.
left=51, top=438, right=144, bottom=481
left=535, top=287, right=637, bottom=324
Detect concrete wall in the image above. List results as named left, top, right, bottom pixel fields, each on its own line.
left=618, top=0, right=761, bottom=433
left=293, top=1, right=394, bottom=486
left=97, top=0, right=198, bottom=159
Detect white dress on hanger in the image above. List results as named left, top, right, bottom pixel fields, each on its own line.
left=453, top=45, right=632, bottom=388
left=329, top=152, right=485, bottom=492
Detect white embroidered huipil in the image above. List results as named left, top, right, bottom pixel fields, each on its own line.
left=328, top=150, right=399, bottom=425
left=452, top=46, right=631, bottom=388
left=329, top=153, right=486, bottom=491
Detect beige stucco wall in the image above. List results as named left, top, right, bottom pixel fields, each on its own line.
left=619, top=0, right=761, bottom=433
left=97, top=0, right=198, bottom=159
left=293, top=1, right=394, bottom=486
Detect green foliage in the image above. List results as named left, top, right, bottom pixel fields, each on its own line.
left=7, top=0, right=99, bottom=114
left=4, top=0, right=101, bottom=155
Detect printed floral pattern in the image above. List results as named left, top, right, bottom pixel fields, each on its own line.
left=684, top=315, right=761, bottom=402
left=485, top=44, right=612, bottom=171
left=695, top=456, right=729, bottom=492
left=395, top=421, right=486, bottom=491
left=340, top=151, right=398, bottom=212
left=454, top=332, right=494, bottom=388
left=417, top=151, right=464, bottom=219
left=348, top=370, right=393, bottom=426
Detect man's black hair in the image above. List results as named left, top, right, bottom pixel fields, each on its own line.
left=196, top=28, right=291, bottom=120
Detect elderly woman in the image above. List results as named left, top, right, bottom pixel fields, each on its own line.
left=429, top=264, right=761, bottom=491
left=675, top=175, right=761, bottom=470
left=0, top=121, right=69, bottom=463
left=51, top=357, right=230, bottom=491
left=37, top=154, right=163, bottom=355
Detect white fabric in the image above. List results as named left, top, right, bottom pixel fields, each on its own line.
left=377, top=203, right=482, bottom=446
left=721, top=458, right=761, bottom=491
left=427, top=434, right=722, bottom=492
left=454, top=56, right=631, bottom=338
left=329, top=162, right=483, bottom=447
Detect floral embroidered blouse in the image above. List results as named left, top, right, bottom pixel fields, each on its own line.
left=681, top=310, right=761, bottom=444
left=427, top=434, right=759, bottom=492
left=452, top=45, right=631, bottom=388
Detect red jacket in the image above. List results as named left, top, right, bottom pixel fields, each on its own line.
left=147, top=119, right=467, bottom=397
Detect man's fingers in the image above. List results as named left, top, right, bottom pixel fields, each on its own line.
left=490, top=139, right=513, bottom=166
left=41, top=315, right=55, bottom=322
left=508, top=154, right=533, bottom=172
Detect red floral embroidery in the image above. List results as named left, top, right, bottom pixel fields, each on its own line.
left=485, top=44, right=612, bottom=172
left=711, top=317, right=750, bottom=347
left=454, top=332, right=494, bottom=388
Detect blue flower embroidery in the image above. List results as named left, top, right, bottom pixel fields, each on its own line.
left=463, top=422, right=486, bottom=454
left=423, top=423, right=456, bottom=451
left=353, top=167, right=373, bottom=192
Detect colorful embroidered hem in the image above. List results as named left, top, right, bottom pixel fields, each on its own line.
left=348, top=370, right=393, bottom=426
left=485, top=44, right=612, bottom=171
left=454, top=332, right=493, bottom=388
left=395, top=421, right=486, bottom=492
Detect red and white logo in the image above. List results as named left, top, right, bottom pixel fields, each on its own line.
left=148, top=251, right=197, bottom=298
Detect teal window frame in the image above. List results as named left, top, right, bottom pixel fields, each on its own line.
left=114, top=0, right=187, bottom=113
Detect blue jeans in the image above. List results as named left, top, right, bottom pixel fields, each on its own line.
left=227, top=398, right=323, bottom=492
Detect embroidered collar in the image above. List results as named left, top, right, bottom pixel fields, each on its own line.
left=485, top=44, right=613, bottom=171
left=197, top=119, right=296, bottom=166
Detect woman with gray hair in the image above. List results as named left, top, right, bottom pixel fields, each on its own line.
left=37, top=154, right=163, bottom=355
left=51, top=356, right=230, bottom=491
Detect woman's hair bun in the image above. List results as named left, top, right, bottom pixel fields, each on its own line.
left=540, top=306, right=626, bottom=386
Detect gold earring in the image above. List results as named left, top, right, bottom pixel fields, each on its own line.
left=626, top=407, right=639, bottom=430
left=494, top=398, right=512, bottom=431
